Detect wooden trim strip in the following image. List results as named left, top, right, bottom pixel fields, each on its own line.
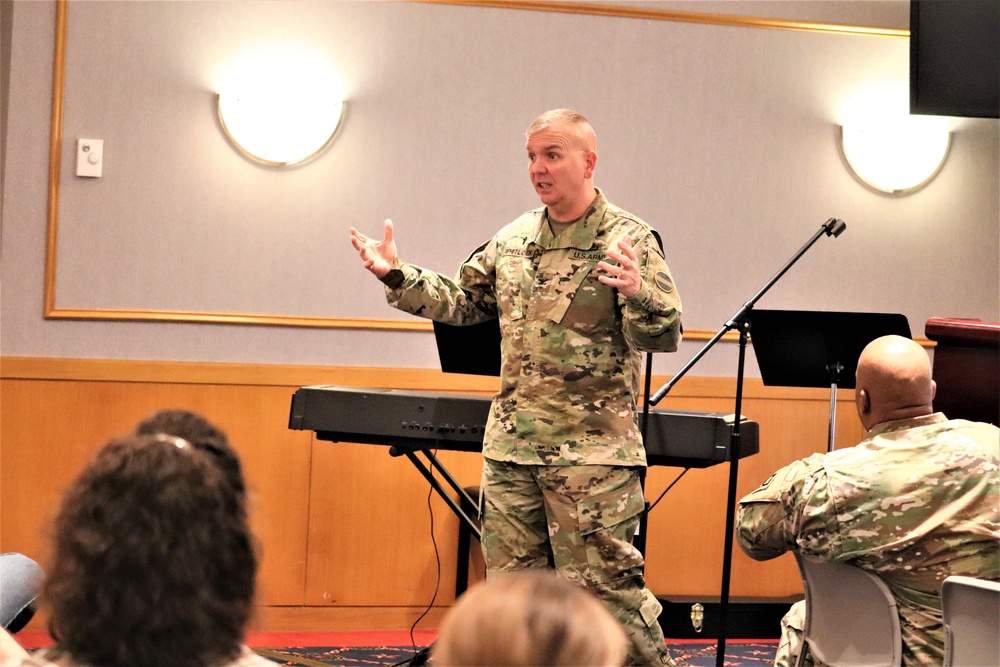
left=0, top=356, right=501, bottom=391
left=1, top=356, right=870, bottom=402
left=42, top=305, right=735, bottom=340
left=44, top=307, right=435, bottom=331
left=407, top=0, right=909, bottom=37
left=41, top=307, right=739, bottom=342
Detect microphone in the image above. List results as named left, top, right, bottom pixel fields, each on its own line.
left=824, top=218, right=847, bottom=237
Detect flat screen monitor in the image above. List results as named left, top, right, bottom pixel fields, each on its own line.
left=910, top=0, right=999, bottom=118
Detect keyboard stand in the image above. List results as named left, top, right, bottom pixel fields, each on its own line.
left=389, top=446, right=481, bottom=541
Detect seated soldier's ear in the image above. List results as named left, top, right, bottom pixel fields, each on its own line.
left=856, top=388, right=871, bottom=416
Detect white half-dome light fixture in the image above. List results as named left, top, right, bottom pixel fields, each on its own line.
left=839, top=117, right=951, bottom=194
left=215, top=47, right=346, bottom=167
left=217, top=93, right=345, bottom=167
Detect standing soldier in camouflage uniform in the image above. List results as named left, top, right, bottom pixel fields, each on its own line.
left=350, top=109, right=683, bottom=665
left=736, top=335, right=999, bottom=667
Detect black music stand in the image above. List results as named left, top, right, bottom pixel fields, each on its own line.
left=433, top=319, right=502, bottom=377
left=749, top=310, right=911, bottom=451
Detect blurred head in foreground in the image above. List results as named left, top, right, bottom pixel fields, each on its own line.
left=433, top=570, right=628, bottom=667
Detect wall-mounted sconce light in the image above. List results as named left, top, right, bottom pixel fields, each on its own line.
left=216, top=47, right=346, bottom=167
left=217, top=94, right=345, bottom=166
left=839, top=118, right=951, bottom=194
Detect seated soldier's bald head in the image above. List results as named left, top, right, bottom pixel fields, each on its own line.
left=855, top=335, right=936, bottom=431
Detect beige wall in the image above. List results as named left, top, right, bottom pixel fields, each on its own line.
left=1, top=1, right=997, bottom=376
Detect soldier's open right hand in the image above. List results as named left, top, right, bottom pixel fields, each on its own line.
left=349, top=218, right=397, bottom=279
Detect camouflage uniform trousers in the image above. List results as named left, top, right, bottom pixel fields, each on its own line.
left=479, top=458, right=676, bottom=666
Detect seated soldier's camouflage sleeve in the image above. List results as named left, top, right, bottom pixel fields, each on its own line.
left=736, top=454, right=836, bottom=561
left=621, top=230, right=683, bottom=352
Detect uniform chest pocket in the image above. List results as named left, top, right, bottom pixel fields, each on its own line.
left=538, top=265, right=617, bottom=337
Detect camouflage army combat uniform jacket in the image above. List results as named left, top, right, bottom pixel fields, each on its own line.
left=381, top=190, right=683, bottom=467
left=736, top=413, right=1000, bottom=666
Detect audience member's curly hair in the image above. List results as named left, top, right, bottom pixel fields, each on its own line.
left=42, top=434, right=257, bottom=667
left=134, top=408, right=247, bottom=500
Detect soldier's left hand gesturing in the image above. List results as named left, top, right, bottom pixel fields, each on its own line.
left=598, top=236, right=641, bottom=298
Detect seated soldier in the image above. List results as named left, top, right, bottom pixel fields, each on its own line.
left=736, top=335, right=999, bottom=667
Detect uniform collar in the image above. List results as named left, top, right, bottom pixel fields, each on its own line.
left=866, top=412, right=948, bottom=439
left=530, top=189, right=608, bottom=250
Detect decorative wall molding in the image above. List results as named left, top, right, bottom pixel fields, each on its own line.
left=43, top=0, right=906, bottom=333
left=411, top=0, right=909, bottom=38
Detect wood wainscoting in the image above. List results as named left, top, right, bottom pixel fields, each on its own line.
left=0, top=357, right=865, bottom=632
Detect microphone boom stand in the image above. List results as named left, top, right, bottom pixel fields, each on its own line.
left=647, top=217, right=845, bottom=666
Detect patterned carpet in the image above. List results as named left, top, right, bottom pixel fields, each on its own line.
left=255, top=640, right=780, bottom=666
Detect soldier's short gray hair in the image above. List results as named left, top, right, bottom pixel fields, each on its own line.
left=525, top=109, right=596, bottom=150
